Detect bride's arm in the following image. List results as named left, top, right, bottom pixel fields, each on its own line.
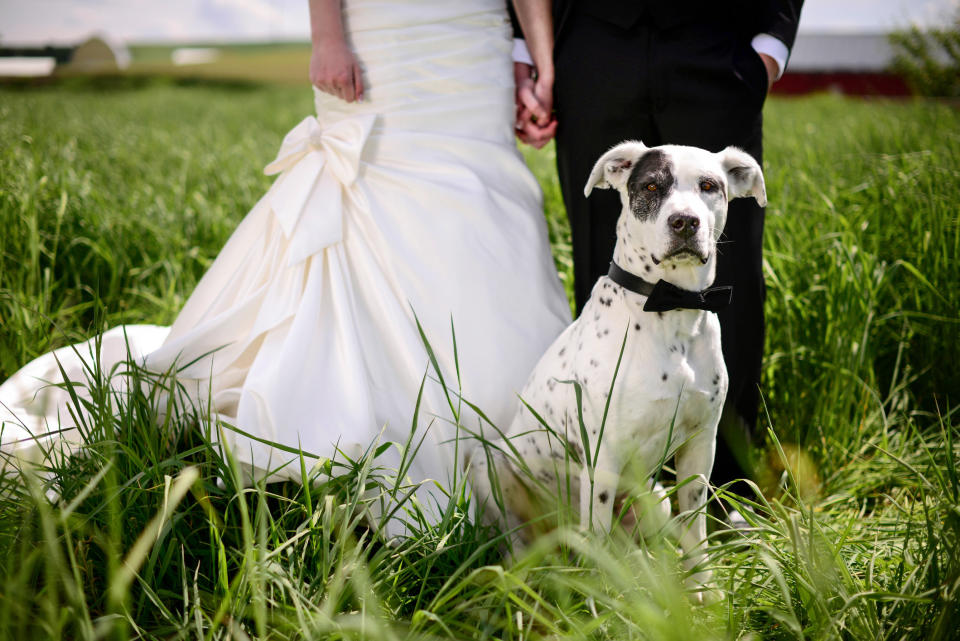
left=511, top=0, right=555, bottom=147
left=511, top=0, right=554, bottom=90
left=308, top=0, right=364, bottom=102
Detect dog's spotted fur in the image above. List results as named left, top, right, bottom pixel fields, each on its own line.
left=470, top=141, right=766, bottom=602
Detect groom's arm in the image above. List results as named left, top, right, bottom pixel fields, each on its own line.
left=753, top=0, right=804, bottom=86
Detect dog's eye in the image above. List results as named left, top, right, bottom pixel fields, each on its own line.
left=646, top=183, right=657, bottom=192
left=700, top=181, right=714, bottom=192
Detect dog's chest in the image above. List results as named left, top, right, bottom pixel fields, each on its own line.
left=603, top=316, right=722, bottom=459
left=515, top=290, right=726, bottom=472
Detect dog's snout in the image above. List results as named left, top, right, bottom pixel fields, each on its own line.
left=668, top=213, right=699, bottom=239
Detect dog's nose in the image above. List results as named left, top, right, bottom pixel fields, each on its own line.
left=667, top=213, right=699, bottom=239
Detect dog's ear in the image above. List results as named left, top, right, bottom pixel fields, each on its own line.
left=718, top=146, right=767, bottom=206
left=584, top=141, right=648, bottom=197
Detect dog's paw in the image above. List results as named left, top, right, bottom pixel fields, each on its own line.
left=688, top=585, right=724, bottom=606
left=685, top=571, right=723, bottom=606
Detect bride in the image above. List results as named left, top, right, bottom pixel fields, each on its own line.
left=0, top=0, right=569, bottom=517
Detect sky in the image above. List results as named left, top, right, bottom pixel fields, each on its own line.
left=0, top=0, right=958, bottom=46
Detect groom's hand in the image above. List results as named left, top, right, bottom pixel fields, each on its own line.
left=758, top=52, right=779, bottom=92
left=514, top=62, right=557, bottom=149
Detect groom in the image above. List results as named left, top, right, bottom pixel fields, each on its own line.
left=513, top=1, right=804, bottom=492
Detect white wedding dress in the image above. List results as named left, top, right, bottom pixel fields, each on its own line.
left=0, top=0, right=570, bottom=512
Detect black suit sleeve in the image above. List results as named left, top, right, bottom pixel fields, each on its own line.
left=508, top=3, right=524, bottom=40
left=761, top=0, right=804, bottom=51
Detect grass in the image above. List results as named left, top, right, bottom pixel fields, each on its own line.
left=125, top=42, right=313, bottom=86
left=0, top=79, right=958, bottom=640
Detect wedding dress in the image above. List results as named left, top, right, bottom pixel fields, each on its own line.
left=0, top=0, right=571, bottom=509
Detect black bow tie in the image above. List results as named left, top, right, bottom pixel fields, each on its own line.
left=606, top=262, right=732, bottom=313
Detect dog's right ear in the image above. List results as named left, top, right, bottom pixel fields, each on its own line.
left=584, top=141, right=648, bottom=197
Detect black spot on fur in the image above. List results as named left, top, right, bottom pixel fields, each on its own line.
left=559, top=347, right=566, bottom=357
left=603, top=329, right=610, bottom=336
left=657, top=312, right=664, bottom=319
left=645, top=264, right=651, bottom=273
left=634, top=323, right=642, bottom=331
left=662, top=373, right=668, bottom=381
left=627, top=150, right=674, bottom=222
left=589, top=359, right=599, bottom=367
left=599, top=491, right=609, bottom=504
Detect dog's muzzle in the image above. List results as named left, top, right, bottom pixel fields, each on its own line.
left=653, top=244, right=709, bottom=265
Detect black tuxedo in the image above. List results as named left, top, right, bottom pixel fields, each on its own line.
left=525, top=0, right=802, bottom=485
left=552, top=1, right=801, bottom=50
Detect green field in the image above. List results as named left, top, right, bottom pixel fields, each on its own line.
left=0, top=81, right=958, bottom=640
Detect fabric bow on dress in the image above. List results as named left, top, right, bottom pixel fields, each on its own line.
left=264, top=114, right=376, bottom=266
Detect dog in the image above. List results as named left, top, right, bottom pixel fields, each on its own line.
left=470, top=140, right=766, bottom=601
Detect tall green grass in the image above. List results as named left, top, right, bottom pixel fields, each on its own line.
left=1, top=84, right=958, bottom=639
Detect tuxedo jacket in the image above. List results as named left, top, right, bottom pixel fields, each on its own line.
left=513, top=1, right=802, bottom=57
left=552, top=1, right=802, bottom=49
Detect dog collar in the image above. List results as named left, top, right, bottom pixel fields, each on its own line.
left=606, top=262, right=733, bottom=313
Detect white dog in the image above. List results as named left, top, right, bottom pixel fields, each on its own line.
left=470, top=141, right=766, bottom=599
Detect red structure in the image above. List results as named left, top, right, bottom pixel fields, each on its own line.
left=773, top=32, right=919, bottom=97
left=772, top=71, right=911, bottom=96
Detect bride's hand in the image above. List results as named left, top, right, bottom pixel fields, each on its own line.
left=310, top=38, right=364, bottom=103
left=514, top=63, right=556, bottom=149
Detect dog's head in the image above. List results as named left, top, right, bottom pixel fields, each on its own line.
left=584, top=141, right=766, bottom=288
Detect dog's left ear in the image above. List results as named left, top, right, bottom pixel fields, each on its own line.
left=584, top=141, right=648, bottom=197
left=719, top=146, right=767, bottom=207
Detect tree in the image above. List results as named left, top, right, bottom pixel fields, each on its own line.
left=890, top=11, right=960, bottom=97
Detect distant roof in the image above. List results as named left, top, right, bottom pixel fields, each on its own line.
left=0, top=57, right=57, bottom=77
left=789, top=33, right=897, bottom=72
left=68, top=35, right=130, bottom=71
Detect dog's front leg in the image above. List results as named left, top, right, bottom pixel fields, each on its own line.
left=675, top=428, right=717, bottom=603
left=579, top=446, right=619, bottom=533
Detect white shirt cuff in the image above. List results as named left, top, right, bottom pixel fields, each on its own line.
left=751, top=33, right=790, bottom=80
left=513, top=38, right=533, bottom=66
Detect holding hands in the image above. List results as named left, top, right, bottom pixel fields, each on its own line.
left=512, top=0, right=557, bottom=148
left=514, top=61, right=556, bottom=149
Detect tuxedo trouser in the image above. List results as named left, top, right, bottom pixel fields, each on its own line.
left=554, top=12, right=770, bottom=486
